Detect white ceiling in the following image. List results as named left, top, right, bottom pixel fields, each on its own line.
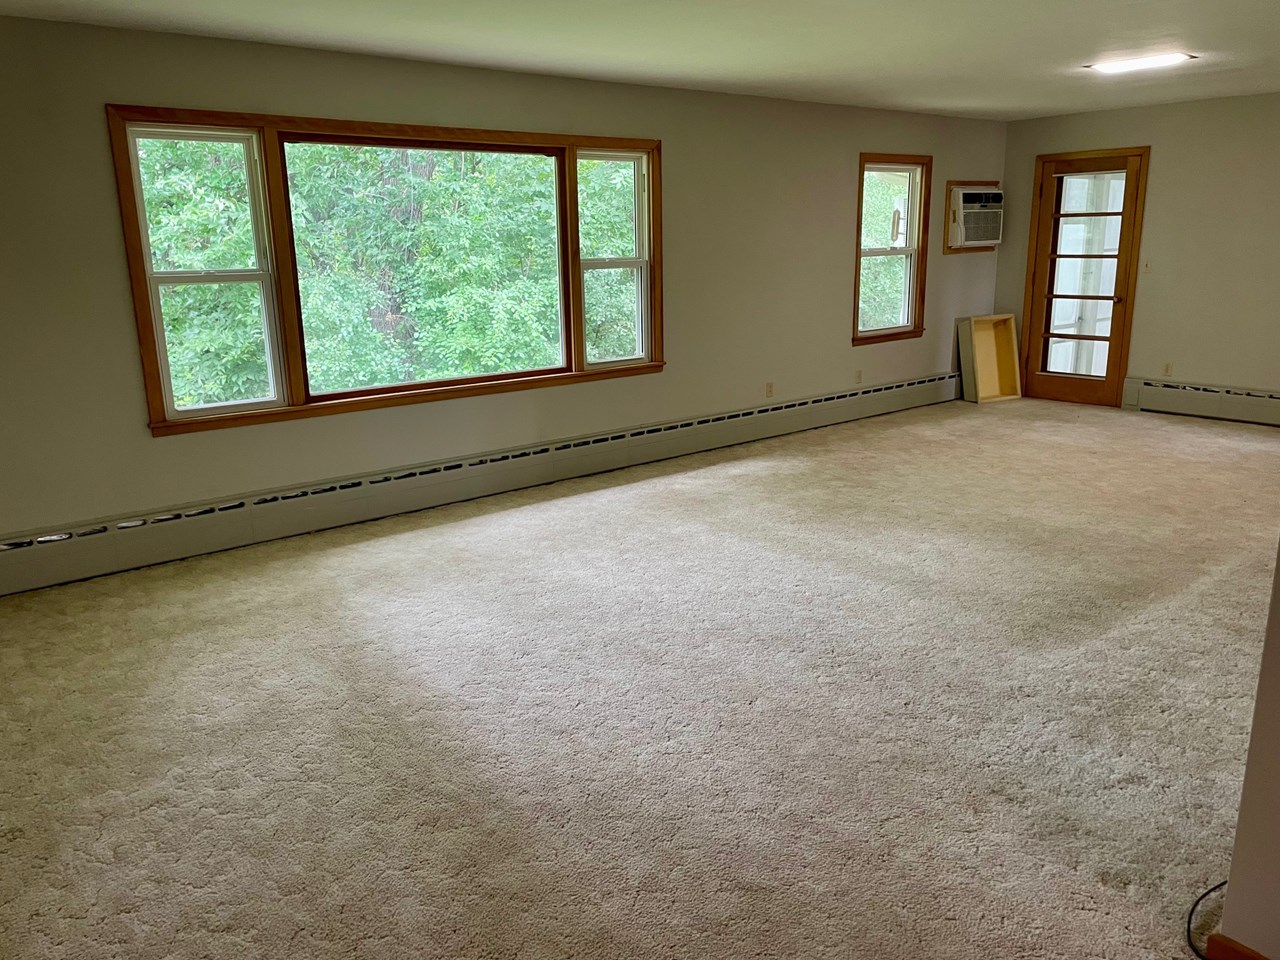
left=4, top=0, right=1280, bottom=120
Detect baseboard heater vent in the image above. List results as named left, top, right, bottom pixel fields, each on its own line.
left=1, top=372, right=958, bottom=595
left=1124, top=377, right=1280, bottom=427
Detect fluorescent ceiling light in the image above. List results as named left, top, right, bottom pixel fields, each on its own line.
left=1088, top=53, right=1196, bottom=74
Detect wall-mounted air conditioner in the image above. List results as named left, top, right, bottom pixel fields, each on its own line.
left=949, top=187, right=1004, bottom=247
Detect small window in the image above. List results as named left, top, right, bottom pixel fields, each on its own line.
left=129, top=129, right=283, bottom=417
left=107, top=105, right=664, bottom=435
left=578, top=153, right=649, bottom=365
left=853, top=153, right=932, bottom=344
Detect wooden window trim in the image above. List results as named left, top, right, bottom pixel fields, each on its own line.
left=852, top=152, right=932, bottom=346
left=146, top=362, right=665, bottom=436
left=105, top=104, right=664, bottom=436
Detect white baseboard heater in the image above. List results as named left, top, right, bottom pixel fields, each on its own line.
left=1123, top=377, right=1280, bottom=427
left=0, top=373, right=959, bottom=597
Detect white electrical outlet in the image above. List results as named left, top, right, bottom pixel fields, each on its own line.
left=1162, top=362, right=1174, bottom=377
left=854, top=370, right=863, bottom=385
left=764, top=382, right=774, bottom=399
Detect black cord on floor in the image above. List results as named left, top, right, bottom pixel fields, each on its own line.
left=1186, top=880, right=1228, bottom=959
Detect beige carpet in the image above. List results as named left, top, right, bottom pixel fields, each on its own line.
left=2, top=399, right=1278, bottom=959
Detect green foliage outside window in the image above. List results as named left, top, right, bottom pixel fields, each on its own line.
left=858, top=169, right=914, bottom=332
left=136, top=137, right=646, bottom=408
left=138, top=137, right=272, bottom=408
left=139, top=137, right=258, bottom=273
left=157, top=283, right=272, bottom=407
left=579, top=157, right=643, bottom=362
left=286, top=143, right=567, bottom=393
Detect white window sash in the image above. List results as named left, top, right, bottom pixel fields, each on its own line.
left=857, top=251, right=917, bottom=333
left=582, top=258, right=647, bottom=271
left=577, top=151, right=651, bottom=366
left=127, top=125, right=286, bottom=418
left=148, top=275, right=284, bottom=417
left=580, top=260, right=649, bottom=367
left=859, top=247, right=917, bottom=259
left=150, top=269, right=273, bottom=284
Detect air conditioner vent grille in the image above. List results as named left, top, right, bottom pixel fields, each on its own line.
left=961, top=210, right=1002, bottom=242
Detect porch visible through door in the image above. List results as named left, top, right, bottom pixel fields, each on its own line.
left=1020, top=147, right=1149, bottom=406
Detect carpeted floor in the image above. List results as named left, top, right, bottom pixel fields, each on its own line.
left=2, top=399, right=1278, bottom=959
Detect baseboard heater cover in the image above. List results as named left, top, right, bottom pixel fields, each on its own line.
left=0, top=373, right=958, bottom=596
left=1124, top=377, right=1280, bottom=427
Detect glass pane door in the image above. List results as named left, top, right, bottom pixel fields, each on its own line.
left=1021, top=149, right=1149, bottom=407
left=1042, top=170, right=1124, bottom=377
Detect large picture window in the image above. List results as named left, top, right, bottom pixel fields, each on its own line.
left=107, top=106, right=663, bottom=435
left=853, top=153, right=931, bottom=344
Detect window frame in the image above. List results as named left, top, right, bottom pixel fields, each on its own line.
left=577, top=150, right=651, bottom=368
left=276, top=132, right=575, bottom=404
left=106, top=104, right=664, bottom=436
left=852, top=152, right=932, bottom=346
left=126, top=125, right=287, bottom=419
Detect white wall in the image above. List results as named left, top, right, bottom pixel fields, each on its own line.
left=0, top=17, right=1005, bottom=535
left=996, top=93, right=1280, bottom=392
left=1221, top=541, right=1280, bottom=959
left=996, top=98, right=1280, bottom=956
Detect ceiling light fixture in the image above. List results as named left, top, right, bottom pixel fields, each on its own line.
left=1087, top=53, right=1196, bottom=74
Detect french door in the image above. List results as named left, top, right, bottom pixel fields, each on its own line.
left=1020, top=147, right=1149, bottom=406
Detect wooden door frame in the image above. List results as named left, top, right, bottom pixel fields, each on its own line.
left=1018, top=146, right=1150, bottom=406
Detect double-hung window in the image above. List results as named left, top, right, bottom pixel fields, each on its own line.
left=578, top=152, right=652, bottom=365
left=853, top=153, right=932, bottom=344
left=129, top=128, right=284, bottom=414
left=108, top=105, right=663, bottom=435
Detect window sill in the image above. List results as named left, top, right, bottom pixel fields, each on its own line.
left=852, top=327, right=925, bottom=346
left=150, top=361, right=665, bottom=436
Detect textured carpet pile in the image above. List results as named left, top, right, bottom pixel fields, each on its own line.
left=2, top=399, right=1278, bottom=959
